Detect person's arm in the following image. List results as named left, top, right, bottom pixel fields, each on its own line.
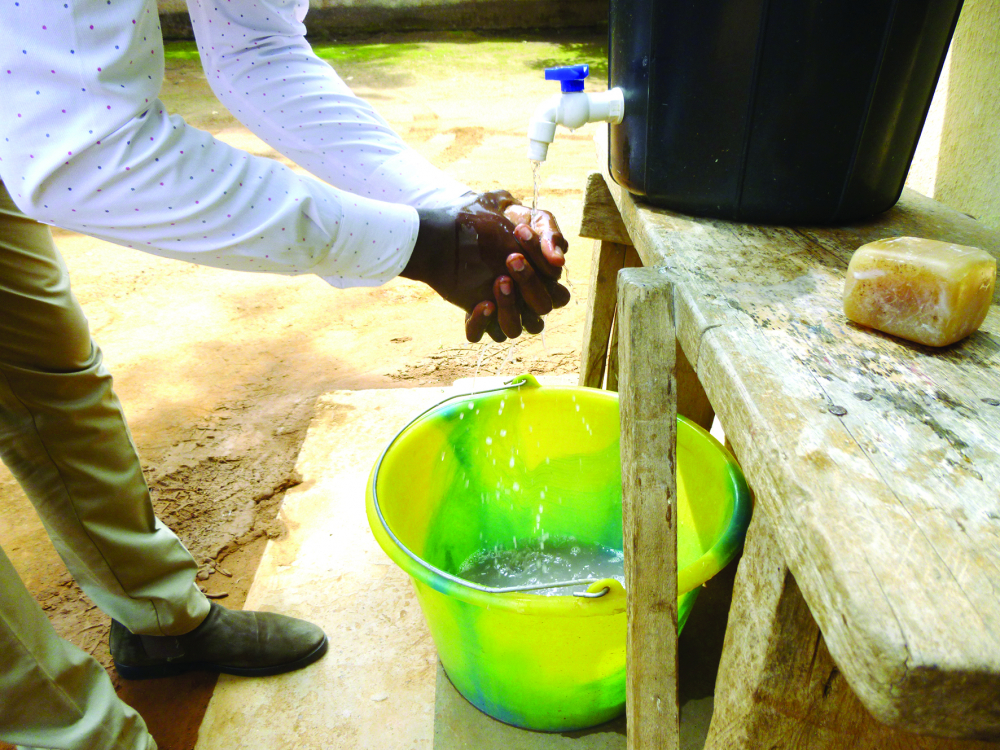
left=185, top=0, right=473, bottom=210
left=186, top=0, right=570, bottom=270
left=185, top=0, right=571, bottom=322
left=0, top=0, right=418, bottom=289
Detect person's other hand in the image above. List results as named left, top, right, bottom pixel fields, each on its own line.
left=402, top=191, right=570, bottom=342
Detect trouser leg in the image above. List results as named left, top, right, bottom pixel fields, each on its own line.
left=0, top=545, right=156, bottom=750
left=0, top=178, right=209, bottom=636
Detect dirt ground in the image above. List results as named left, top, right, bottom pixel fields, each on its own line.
left=0, top=30, right=606, bottom=750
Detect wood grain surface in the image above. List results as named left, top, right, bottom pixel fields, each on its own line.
left=618, top=268, right=679, bottom=750
left=706, top=506, right=1000, bottom=750
left=592, top=124, right=1000, bottom=740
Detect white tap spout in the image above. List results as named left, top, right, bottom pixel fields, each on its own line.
left=527, top=88, right=625, bottom=162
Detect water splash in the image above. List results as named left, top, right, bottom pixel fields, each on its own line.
left=497, top=340, right=517, bottom=376
left=472, top=343, right=486, bottom=394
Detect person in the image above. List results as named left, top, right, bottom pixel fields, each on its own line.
left=0, top=1, right=570, bottom=748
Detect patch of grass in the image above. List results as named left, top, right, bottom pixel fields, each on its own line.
left=163, top=41, right=201, bottom=61
left=164, top=33, right=607, bottom=80
left=312, top=42, right=429, bottom=65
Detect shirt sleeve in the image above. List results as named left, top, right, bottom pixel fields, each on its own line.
left=0, top=0, right=419, bottom=288
left=185, top=0, right=473, bottom=210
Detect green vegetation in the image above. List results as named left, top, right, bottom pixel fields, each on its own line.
left=163, top=32, right=607, bottom=81
left=162, top=41, right=201, bottom=61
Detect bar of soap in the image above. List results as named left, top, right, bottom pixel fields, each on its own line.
left=843, top=236, right=996, bottom=347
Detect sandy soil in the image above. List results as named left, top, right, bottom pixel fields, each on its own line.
left=0, top=31, right=606, bottom=750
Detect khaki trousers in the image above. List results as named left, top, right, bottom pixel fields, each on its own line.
left=0, top=179, right=210, bottom=749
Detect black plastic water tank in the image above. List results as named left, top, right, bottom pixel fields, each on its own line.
left=608, top=0, right=964, bottom=224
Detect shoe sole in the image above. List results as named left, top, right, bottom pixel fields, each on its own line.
left=113, top=635, right=329, bottom=680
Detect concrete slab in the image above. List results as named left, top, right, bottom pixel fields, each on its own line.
left=433, top=663, right=714, bottom=750
left=195, top=380, right=725, bottom=749
left=196, top=387, right=448, bottom=750
left=433, top=662, right=627, bottom=749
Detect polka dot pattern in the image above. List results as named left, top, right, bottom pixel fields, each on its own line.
left=186, top=0, right=471, bottom=210
left=0, top=0, right=466, bottom=287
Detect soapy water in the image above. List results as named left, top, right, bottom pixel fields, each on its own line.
left=459, top=538, right=624, bottom=596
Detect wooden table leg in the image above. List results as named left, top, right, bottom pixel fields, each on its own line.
left=606, top=309, right=620, bottom=392
left=580, top=240, right=628, bottom=388
left=618, top=267, right=680, bottom=750
left=675, top=343, right=714, bottom=432
left=705, top=511, right=1000, bottom=750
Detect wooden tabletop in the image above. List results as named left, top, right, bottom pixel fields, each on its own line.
left=590, top=124, right=1000, bottom=738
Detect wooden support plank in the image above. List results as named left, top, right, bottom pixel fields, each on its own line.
left=580, top=171, right=632, bottom=245
left=580, top=240, right=628, bottom=387
left=618, top=267, right=679, bottom=750
left=705, top=511, right=1000, bottom=750
left=606, top=247, right=642, bottom=392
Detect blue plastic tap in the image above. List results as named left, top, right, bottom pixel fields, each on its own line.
left=528, top=64, right=623, bottom=162
left=544, top=65, right=589, bottom=93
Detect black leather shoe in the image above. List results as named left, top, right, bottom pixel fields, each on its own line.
left=110, top=602, right=328, bottom=679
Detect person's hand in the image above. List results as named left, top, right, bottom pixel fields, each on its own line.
left=401, top=191, right=570, bottom=342
left=500, top=200, right=568, bottom=271
left=466, top=191, right=571, bottom=341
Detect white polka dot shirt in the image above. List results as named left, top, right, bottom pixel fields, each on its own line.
left=0, top=0, right=472, bottom=288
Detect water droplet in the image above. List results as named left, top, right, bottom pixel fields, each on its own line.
left=486, top=437, right=493, bottom=445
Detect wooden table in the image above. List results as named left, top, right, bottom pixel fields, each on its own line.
left=581, top=125, right=1000, bottom=750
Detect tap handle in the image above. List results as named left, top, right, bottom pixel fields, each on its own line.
left=544, top=64, right=589, bottom=92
